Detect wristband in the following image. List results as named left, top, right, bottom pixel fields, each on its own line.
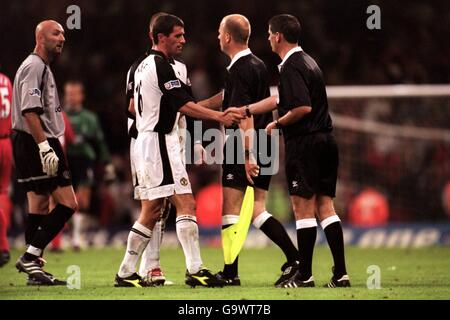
left=38, top=140, right=51, bottom=152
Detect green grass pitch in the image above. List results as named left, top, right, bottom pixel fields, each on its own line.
left=1, top=246, right=449, bottom=300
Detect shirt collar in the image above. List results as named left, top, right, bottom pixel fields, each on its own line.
left=226, top=48, right=252, bottom=71
left=278, top=46, right=303, bottom=72
left=149, top=49, right=175, bottom=64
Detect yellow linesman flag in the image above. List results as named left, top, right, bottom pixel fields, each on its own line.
left=222, top=186, right=254, bottom=264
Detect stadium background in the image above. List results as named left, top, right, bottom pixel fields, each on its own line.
left=1, top=0, right=449, bottom=248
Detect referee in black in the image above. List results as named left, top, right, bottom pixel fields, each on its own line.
left=228, top=14, right=350, bottom=288
left=199, top=14, right=300, bottom=286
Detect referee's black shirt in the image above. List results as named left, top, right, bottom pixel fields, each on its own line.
left=277, top=47, right=332, bottom=140
left=222, top=52, right=272, bottom=129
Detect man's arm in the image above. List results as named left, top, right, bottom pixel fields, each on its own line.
left=24, top=112, right=59, bottom=176
left=225, top=96, right=278, bottom=118
left=179, top=101, right=244, bottom=127
left=239, top=116, right=259, bottom=184
left=277, top=106, right=312, bottom=126
left=128, top=98, right=136, bottom=116
left=24, top=112, right=47, bottom=143
left=197, top=91, right=223, bottom=110
left=265, top=105, right=312, bottom=135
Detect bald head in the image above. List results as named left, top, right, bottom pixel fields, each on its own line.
left=221, top=14, right=251, bottom=45
left=34, top=20, right=65, bottom=60
left=35, top=20, right=63, bottom=42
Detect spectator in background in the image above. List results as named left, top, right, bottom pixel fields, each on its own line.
left=64, top=80, right=115, bottom=250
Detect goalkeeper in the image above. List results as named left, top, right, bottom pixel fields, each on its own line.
left=11, top=20, right=77, bottom=285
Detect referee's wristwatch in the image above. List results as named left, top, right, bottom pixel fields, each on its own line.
left=244, top=149, right=255, bottom=158
left=245, top=105, right=252, bottom=118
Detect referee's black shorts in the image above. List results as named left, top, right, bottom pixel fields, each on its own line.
left=222, top=131, right=273, bottom=191
left=285, top=132, right=338, bottom=199
left=12, top=130, right=72, bottom=195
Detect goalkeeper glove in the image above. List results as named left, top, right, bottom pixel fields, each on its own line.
left=38, top=140, right=59, bottom=176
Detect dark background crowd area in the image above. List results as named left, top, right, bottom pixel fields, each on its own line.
left=1, top=0, right=449, bottom=225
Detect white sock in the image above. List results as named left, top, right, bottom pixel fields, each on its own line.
left=139, top=220, right=162, bottom=277
left=118, top=221, right=152, bottom=278
left=72, top=212, right=85, bottom=248
left=222, top=214, right=240, bottom=226
left=320, top=215, right=341, bottom=230
left=252, top=211, right=272, bottom=229
left=176, top=215, right=203, bottom=274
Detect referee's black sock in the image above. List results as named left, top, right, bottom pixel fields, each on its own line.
left=296, top=219, right=317, bottom=280
left=25, top=213, right=45, bottom=245
left=222, top=223, right=239, bottom=278
left=29, top=204, right=75, bottom=252
left=259, top=217, right=299, bottom=262
left=322, top=219, right=347, bottom=278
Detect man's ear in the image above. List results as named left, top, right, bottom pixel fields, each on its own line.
left=157, top=33, right=165, bottom=43
left=226, top=32, right=231, bottom=43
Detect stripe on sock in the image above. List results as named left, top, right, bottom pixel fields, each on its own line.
left=296, top=218, right=318, bottom=229
left=320, top=215, right=341, bottom=230
left=252, top=211, right=272, bottom=229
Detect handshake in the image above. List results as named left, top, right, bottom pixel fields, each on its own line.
left=38, top=141, right=59, bottom=176
left=220, top=106, right=247, bottom=127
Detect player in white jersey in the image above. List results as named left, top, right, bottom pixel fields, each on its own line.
left=115, top=13, right=244, bottom=287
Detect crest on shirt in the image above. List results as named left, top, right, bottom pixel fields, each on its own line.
left=180, top=177, right=188, bottom=186
left=28, top=88, right=41, bottom=97
left=164, top=79, right=181, bottom=90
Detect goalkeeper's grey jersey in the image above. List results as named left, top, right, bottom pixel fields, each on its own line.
left=12, top=53, right=64, bottom=138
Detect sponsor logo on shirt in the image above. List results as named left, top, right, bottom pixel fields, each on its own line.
left=164, top=79, right=181, bottom=90
left=28, top=88, right=41, bottom=97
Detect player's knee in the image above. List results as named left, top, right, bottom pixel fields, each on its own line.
left=139, top=205, right=160, bottom=227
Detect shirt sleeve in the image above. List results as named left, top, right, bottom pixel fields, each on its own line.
left=20, top=61, right=46, bottom=115
left=126, top=66, right=134, bottom=101
left=280, top=66, right=311, bottom=110
left=155, top=57, right=193, bottom=111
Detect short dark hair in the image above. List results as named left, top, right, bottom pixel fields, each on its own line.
left=151, top=14, right=184, bottom=45
left=269, top=14, right=301, bottom=44
left=149, top=12, right=168, bottom=33
left=224, top=17, right=250, bottom=45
